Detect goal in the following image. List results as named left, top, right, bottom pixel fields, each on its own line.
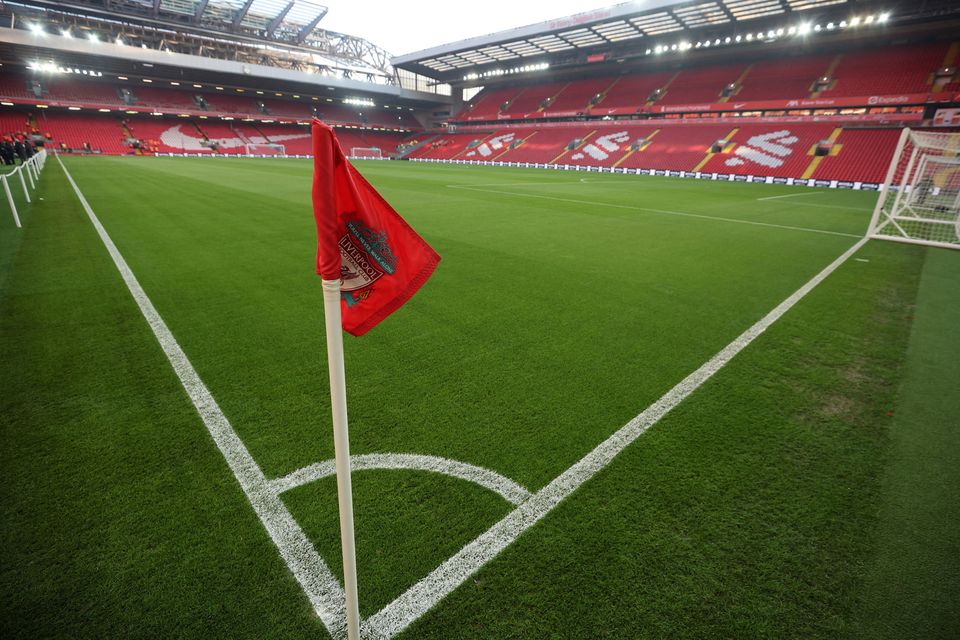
left=350, top=147, right=384, bottom=159
left=868, top=128, right=960, bottom=249
left=244, top=143, right=285, bottom=156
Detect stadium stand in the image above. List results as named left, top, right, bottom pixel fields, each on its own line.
left=697, top=123, right=835, bottom=177
left=589, top=72, right=675, bottom=115
left=204, top=94, right=262, bottom=116
left=617, top=124, right=734, bottom=171
left=501, top=81, right=570, bottom=117
left=819, top=42, right=948, bottom=97
left=37, top=112, right=128, bottom=154
left=658, top=63, right=749, bottom=105
left=811, top=127, right=904, bottom=183
left=459, top=86, right=524, bottom=120
left=542, top=77, right=617, bottom=117
left=732, top=54, right=835, bottom=101
left=0, top=111, right=33, bottom=136
left=131, top=87, right=205, bottom=111
left=408, top=132, right=497, bottom=160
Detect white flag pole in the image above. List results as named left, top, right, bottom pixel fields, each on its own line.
left=320, top=277, right=361, bottom=640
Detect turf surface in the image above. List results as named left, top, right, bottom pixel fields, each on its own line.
left=1, top=156, right=957, bottom=638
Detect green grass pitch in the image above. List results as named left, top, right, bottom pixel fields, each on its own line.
left=2, top=156, right=958, bottom=639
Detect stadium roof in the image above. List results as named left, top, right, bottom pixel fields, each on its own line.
left=7, top=0, right=393, bottom=74
left=392, top=0, right=960, bottom=83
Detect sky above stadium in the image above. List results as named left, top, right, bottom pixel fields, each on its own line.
left=320, top=0, right=612, bottom=56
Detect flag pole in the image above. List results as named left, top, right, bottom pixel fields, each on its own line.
left=320, top=277, right=361, bottom=640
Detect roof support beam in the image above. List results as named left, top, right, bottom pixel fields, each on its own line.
left=266, top=1, right=295, bottom=36
left=152, top=0, right=161, bottom=17
left=232, top=0, right=256, bottom=28
left=193, top=0, right=209, bottom=23
left=297, top=8, right=328, bottom=43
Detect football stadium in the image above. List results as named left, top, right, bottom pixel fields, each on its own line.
left=2, top=0, right=959, bottom=638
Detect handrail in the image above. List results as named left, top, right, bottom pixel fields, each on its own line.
left=2, top=148, right=48, bottom=229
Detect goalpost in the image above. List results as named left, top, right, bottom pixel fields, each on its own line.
left=244, top=143, right=285, bottom=156
left=868, top=128, right=960, bottom=249
left=349, top=147, right=384, bottom=159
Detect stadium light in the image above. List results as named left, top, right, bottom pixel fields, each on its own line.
left=68, top=106, right=81, bottom=111
left=865, top=15, right=874, bottom=23
left=878, top=12, right=890, bottom=22
left=88, top=32, right=99, bottom=43
left=850, top=16, right=861, bottom=26
left=98, top=108, right=111, bottom=112
left=797, top=22, right=812, bottom=34
left=142, top=78, right=152, bottom=83
left=29, top=23, right=45, bottom=36
left=1, top=101, right=14, bottom=106
left=61, top=28, right=72, bottom=38
left=170, top=81, right=179, bottom=85
left=193, top=84, right=202, bottom=88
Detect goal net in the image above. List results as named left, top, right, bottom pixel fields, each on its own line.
left=868, top=128, right=960, bottom=249
left=350, top=147, right=384, bottom=159
left=244, top=143, right=285, bottom=156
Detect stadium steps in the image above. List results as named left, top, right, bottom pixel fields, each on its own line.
left=396, top=134, right=441, bottom=158
left=801, top=127, right=843, bottom=179
left=809, top=55, right=843, bottom=97
left=811, top=127, right=903, bottom=183
left=613, top=128, right=661, bottom=168
left=931, top=42, right=960, bottom=92
left=693, top=128, right=740, bottom=172
left=717, top=64, right=753, bottom=102
left=491, top=131, right=537, bottom=161
left=550, top=130, right=597, bottom=164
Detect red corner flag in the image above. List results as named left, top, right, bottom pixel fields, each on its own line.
left=311, top=119, right=439, bottom=335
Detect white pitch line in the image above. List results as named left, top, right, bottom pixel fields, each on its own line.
left=364, top=235, right=869, bottom=639
left=271, top=453, right=532, bottom=506
left=757, top=191, right=827, bottom=201
left=446, top=184, right=861, bottom=239
left=55, top=154, right=348, bottom=638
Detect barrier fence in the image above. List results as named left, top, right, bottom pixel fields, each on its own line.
left=2, top=149, right=48, bottom=228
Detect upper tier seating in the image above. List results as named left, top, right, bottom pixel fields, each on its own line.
left=819, top=43, right=948, bottom=97
left=590, top=72, right=675, bottom=115
left=459, top=87, right=524, bottom=120
left=658, top=63, right=748, bottom=105
left=501, top=82, right=570, bottom=117
left=542, top=77, right=618, bottom=116
left=132, top=87, right=203, bottom=110
left=733, top=54, right=834, bottom=102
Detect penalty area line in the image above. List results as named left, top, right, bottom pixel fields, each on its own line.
left=54, top=154, right=348, bottom=638
left=364, top=234, right=870, bottom=639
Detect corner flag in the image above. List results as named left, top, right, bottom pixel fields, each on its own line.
left=312, top=119, right=440, bottom=335
left=311, top=119, right=439, bottom=639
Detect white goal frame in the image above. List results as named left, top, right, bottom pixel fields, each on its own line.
left=349, top=147, right=384, bottom=159
left=868, top=127, right=960, bottom=250
left=244, top=143, right=285, bottom=156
